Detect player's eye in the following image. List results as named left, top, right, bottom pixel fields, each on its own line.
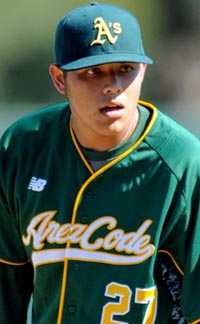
left=86, top=67, right=100, bottom=75
left=120, top=63, right=138, bottom=73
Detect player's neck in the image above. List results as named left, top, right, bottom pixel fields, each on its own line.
left=71, top=109, right=139, bottom=152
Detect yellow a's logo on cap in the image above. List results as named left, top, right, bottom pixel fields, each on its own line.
left=90, top=17, right=122, bottom=46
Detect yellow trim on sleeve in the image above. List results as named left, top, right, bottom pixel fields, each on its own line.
left=191, top=319, right=200, bottom=324
left=0, top=258, right=30, bottom=266
left=158, top=250, right=200, bottom=323
left=158, top=249, right=184, bottom=276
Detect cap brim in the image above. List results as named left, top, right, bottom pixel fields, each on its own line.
left=60, top=53, right=153, bottom=71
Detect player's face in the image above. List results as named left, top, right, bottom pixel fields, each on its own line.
left=51, top=62, right=147, bottom=150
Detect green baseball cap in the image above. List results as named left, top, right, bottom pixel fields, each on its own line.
left=54, top=2, right=153, bottom=71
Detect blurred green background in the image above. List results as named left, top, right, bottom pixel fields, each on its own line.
left=0, top=1, right=199, bottom=322
left=0, top=0, right=200, bottom=138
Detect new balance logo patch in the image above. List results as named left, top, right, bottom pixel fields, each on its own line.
left=28, top=177, right=47, bottom=192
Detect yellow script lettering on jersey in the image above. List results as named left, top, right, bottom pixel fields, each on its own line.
left=22, top=211, right=155, bottom=265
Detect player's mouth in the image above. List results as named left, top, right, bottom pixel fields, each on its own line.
left=100, top=102, right=124, bottom=118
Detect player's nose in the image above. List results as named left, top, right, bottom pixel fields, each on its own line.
left=102, top=73, right=123, bottom=95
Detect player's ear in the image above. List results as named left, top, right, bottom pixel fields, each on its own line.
left=49, top=64, right=66, bottom=95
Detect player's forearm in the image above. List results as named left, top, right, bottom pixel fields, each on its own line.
left=0, top=262, right=34, bottom=323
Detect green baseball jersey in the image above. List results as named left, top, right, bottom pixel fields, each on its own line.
left=0, top=101, right=200, bottom=324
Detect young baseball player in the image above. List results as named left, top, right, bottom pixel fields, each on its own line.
left=0, top=3, right=200, bottom=324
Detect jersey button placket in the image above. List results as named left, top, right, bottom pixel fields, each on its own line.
left=81, top=215, right=88, bottom=223
left=68, top=305, right=76, bottom=315
left=85, top=191, right=94, bottom=199
left=73, top=262, right=80, bottom=271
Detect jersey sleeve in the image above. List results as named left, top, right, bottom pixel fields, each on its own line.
left=0, top=130, right=29, bottom=263
left=160, top=155, right=200, bottom=323
left=181, top=164, right=200, bottom=323
left=0, top=131, right=34, bottom=322
left=0, top=262, right=33, bottom=324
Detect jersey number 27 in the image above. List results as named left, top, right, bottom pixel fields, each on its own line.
left=100, top=282, right=157, bottom=324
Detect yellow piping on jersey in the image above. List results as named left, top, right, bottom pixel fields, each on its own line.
left=191, top=319, right=200, bottom=324
left=57, top=100, right=157, bottom=323
left=155, top=252, right=200, bottom=319
left=0, top=258, right=30, bottom=266
left=158, top=249, right=184, bottom=276
left=70, top=100, right=157, bottom=223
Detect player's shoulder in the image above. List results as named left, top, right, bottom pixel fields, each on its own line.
left=0, top=102, right=70, bottom=157
left=142, top=101, right=200, bottom=175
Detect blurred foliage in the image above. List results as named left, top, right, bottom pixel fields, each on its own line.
left=0, top=0, right=199, bottom=106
